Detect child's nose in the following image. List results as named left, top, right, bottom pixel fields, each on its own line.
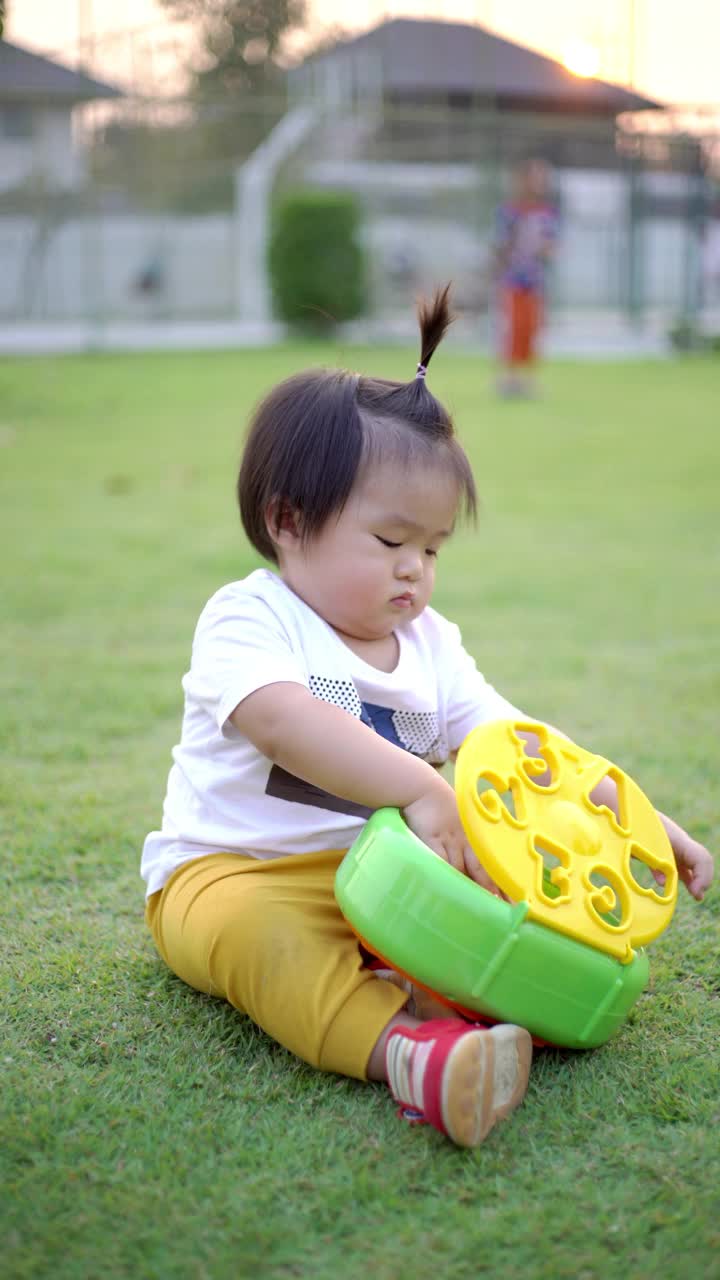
left=398, top=551, right=423, bottom=580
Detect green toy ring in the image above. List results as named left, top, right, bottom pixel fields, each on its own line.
left=335, top=807, right=649, bottom=1049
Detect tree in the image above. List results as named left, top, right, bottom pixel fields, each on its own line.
left=161, top=0, right=306, bottom=102
left=90, top=2, right=310, bottom=214
left=143, top=1, right=308, bottom=207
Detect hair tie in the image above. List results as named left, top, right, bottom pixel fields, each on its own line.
left=415, top=363, right=427, bottom=380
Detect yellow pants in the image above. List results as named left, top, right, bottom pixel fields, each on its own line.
left=145, top=849, right=408, bottom=1080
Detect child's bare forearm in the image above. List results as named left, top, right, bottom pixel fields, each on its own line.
left=230, top=682, right=444, bottom=811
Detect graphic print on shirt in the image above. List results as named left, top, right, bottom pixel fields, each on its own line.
left=264, top=675, right=445, bottom=815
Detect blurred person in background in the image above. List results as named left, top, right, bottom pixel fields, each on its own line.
left=493, top=158, right=559, bottom=397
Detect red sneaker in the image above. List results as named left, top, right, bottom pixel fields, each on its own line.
left=385, top=1018, right=532, bottom=1148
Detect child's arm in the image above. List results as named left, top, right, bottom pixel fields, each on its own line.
left=653, top=810, right=714, bottom=901
left=573, top=767, right=713, bottom=901
left=230, top=682, right=484, bottom=883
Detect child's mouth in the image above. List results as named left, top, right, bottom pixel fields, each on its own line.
left=391, top=593, right=415, bottom=608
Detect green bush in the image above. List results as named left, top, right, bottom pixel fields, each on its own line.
left=268, top=189, right=367, bottom=333
left=668, top=315, right=704, bottom=352
left=668, top=315, right=720, bottom=355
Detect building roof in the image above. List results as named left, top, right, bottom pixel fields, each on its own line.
left=0, top=40, right=122, bottom=104
left=302, top=18, right=661, bottom=115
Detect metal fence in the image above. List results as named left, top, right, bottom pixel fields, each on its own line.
left=2, top=92, right=719, bottom=350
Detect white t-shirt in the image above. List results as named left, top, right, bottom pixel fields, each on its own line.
left=141, top=569, right=525, bottom=895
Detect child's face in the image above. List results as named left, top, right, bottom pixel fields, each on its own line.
left=276, top=459, right=460, bottom=642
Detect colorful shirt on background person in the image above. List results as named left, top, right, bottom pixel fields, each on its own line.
left=495, top=200, right=559, bottom=293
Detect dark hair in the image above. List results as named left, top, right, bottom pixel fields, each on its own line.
left=238, top=285, right=477, bottom=562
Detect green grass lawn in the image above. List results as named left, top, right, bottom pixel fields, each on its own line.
left=1, top=348, right=719, bottom=1280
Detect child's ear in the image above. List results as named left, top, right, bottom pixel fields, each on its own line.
left=265, top=498, right=301, bottom=551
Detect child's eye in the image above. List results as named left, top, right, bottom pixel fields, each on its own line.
left=426, top=548, right=439, bottom=558
left=376, top=536, right=401, bottom=548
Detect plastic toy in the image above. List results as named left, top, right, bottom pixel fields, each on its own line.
left=335, top=720, right=678, bottom=1048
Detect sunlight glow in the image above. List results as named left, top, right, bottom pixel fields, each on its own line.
left=563, top=38, right=601, bottom=78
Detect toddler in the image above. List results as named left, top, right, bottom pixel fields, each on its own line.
left=494, top=158, right=558, bottom=397
left=143, top=287, right=713, bottom=1148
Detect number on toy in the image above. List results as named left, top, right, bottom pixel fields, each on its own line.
left=455, top=721, right=678, bottom=963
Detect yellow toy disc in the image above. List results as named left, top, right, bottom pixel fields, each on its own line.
left=455, top=720, right=677, bottom=963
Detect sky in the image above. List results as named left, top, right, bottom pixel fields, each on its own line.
left=7, top=0, right=720, bottom=108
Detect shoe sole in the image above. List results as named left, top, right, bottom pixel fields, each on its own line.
left=440, top=1024, right=532, bottom=1147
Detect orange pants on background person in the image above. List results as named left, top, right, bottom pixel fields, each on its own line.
left=501, top=286, right=543, bottom=365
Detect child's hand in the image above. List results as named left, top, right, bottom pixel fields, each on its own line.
left=403, top=778, right=504, bottom=894
left=658, top=812, right=714, bottom=901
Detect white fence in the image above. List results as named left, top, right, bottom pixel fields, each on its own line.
left=0, top=214, right=237, bottom=320
left=0, top=167, right=715, bottom=330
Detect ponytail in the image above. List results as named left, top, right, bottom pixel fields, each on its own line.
left=416, top=284, right=454, bottom=381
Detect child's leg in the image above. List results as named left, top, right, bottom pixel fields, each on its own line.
left=510, top=288, right=540, bottom=367
left=523, top=289, right=542, bottom=364
left=147, top=850, right=532, bottom=1147
left=146, top=849, right=409, bottom=1080
left=498, top=287, right=530, bottom=395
